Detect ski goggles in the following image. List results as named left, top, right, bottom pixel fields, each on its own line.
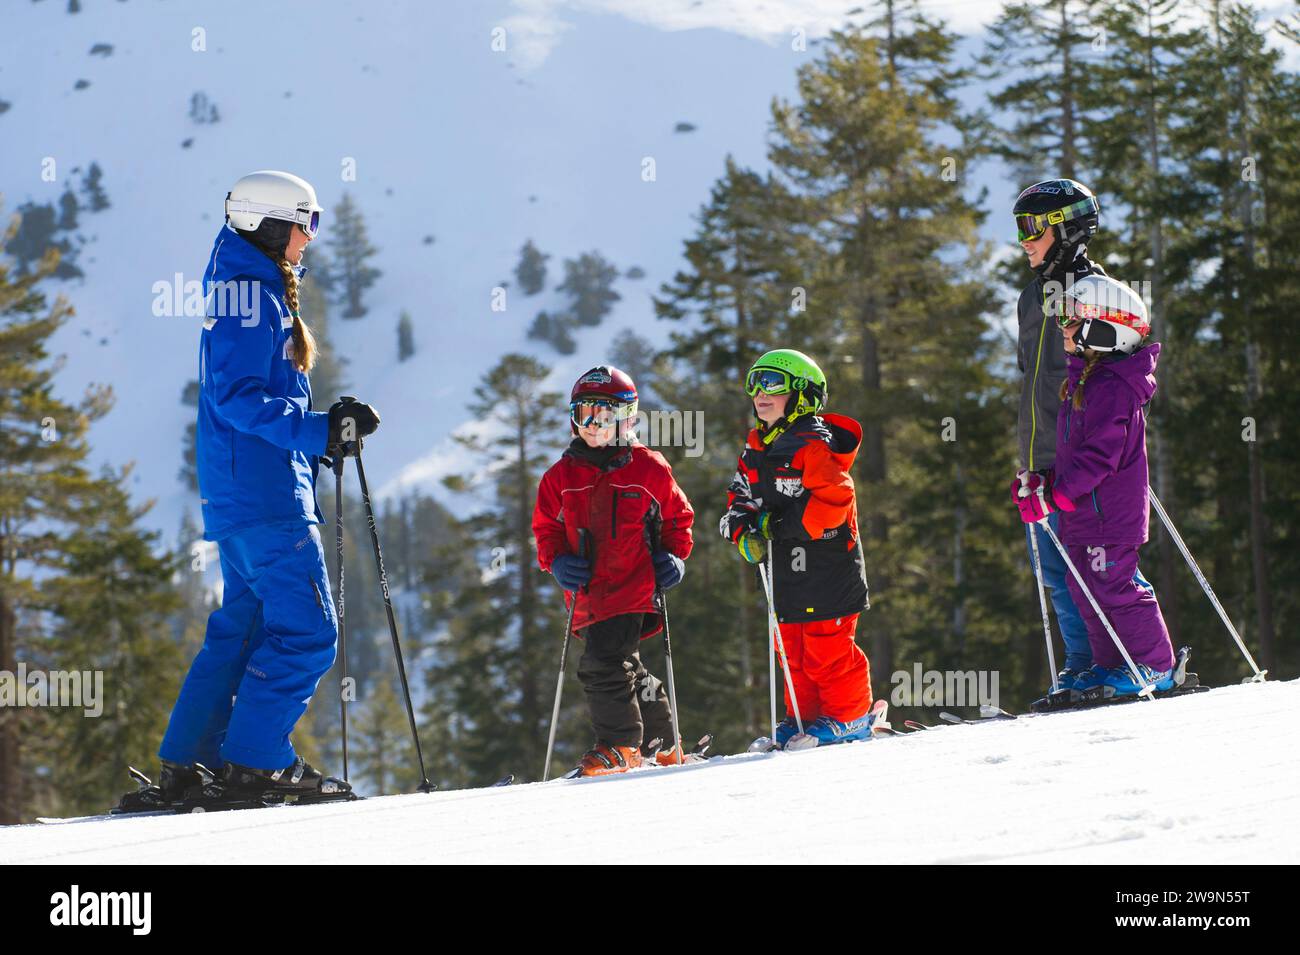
left=570, top=398, right=637, bottom=429
left=744, top=367, right=794, bottom=397
left=1015, top=196, right=1099, bottom=243
left=225, top=197, right=322, bottom=238
left=1058, top=299, right=1151, bottom=337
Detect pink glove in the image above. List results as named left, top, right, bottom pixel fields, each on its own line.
left=1010, top=470, right=1075, bottom=524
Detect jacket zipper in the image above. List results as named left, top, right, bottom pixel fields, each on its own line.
left=610, top=487, right=619, bottom=540
left=1028, top=287, right=1050, bottom=471
left=1092, top=490, right=1103, bottom=522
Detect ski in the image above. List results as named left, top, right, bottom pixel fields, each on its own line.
left=938, top=704, right=1018, bottom=726
left=1030, top=647, right=1206, bottom=713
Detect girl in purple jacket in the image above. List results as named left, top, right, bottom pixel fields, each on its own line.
left=1013, top=274, right=1176, bottom=698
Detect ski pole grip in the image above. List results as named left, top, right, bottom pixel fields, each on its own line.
left=336, top=395, right=361, bottom=456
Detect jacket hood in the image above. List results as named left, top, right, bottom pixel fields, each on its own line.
left=746, top=412, right=862, bottom=464
left=1068, top=342, right=1160, bottom=405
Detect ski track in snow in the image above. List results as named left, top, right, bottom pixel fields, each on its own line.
left=4, top=681, right=1297, bottom=864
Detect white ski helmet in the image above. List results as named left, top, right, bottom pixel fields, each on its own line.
left=1062, top=274, right=1151, bottom=355
left=224, top=170, right=322, bottom=238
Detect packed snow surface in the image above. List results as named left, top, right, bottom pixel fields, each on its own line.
left=4, top=680, right=1297, bottom=864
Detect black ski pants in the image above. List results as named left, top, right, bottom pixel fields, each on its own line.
left=576, top=613, right=674, bottom=752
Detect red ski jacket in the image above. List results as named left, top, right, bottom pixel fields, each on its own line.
left=534, top=440, right=695, bottom=638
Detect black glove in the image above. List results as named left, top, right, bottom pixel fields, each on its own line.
left=326, top=398, right=380, bottom=454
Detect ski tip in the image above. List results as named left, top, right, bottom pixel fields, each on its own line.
left=939, top=711, right=963, bottom=724
left=979, top=704, right=1017, bottom=720
left=492, top=774, right=515, bottom=787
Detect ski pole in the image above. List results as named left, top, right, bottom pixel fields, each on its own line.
left=1028, top=525, right=1059, bottom=693
left=649, top=524, right=685, bottom=766
left=1020, top=474, right=1060, bottom=693
left=333, top=451, right=350, bottom=782
left=1149, top=490, right=1266, bottom=682
left=353, top=441, right=434, bottom=792
left=760, top=548, right=804, bottom=733
left=767, top=569, right=777, bottom=743
left=543, top=528, right=590, bottom=782
left=1036, top=518, right=1155, bottom=699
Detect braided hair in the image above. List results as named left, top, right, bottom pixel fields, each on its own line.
left=277, top=257, right=317, bottom=373
left=1059, top=351, right=1102, bottom=410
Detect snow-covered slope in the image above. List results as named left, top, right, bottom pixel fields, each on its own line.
left=5, top=680, right=1297, bottom=864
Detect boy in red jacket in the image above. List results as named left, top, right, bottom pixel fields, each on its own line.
left=533, top=366, right=696, bottom=776
left=720, top=349, right=873, bottom=749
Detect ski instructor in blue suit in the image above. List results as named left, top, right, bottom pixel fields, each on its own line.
left=157, top=170, right=379, bottom=802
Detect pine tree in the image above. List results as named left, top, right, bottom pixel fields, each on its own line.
left=428, top=355, right=567, bottom=783
left=514, top=239, right=549, bottom=295
left=41, top=471, right=184, bottom=817
left=764, top=10, right=1001, bottom=692
left=653, top=156, right=807, bottom=741
left=57, top=188, right=79, bottom=231
left=557, top=251, right=620, bottom=327
left=1086, top=0, right=1197, bottom=642
left=10, top=202, right=80, bottom=279
left=81, top=162, right=109, bottom=212
left=397, top=310, right=415, bottom=362
left=526, top=310, right=576, bottom=355
left=979, top=0, right=1103, bottom=183
left=0, top=224, right=114, bottom=823
left=1162, top=1, right=1299, bottom=678
left=324, top=193, right=381, bottom=319
left=352, top=677, right=415, bottom=794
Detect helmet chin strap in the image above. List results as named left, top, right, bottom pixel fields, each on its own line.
left=1034, top=226, right=1089, bottom=278
left=756, top=390, right=820, bottom=445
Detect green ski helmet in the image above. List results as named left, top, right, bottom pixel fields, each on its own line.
left=745, top=349, right=827, bottom=439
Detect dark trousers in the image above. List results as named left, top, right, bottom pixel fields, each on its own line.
left=576, top=614, right=674, bottom=751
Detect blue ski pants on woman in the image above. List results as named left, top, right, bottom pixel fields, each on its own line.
left=1025, top=511, right=1092, bottom=672
left=159, top=520, right=337, bottom=770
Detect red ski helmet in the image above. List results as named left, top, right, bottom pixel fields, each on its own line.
left=569, top=365, right=639, bottom=436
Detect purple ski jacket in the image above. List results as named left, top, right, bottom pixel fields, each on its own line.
left=1052, top=343, right=1160, bottom=546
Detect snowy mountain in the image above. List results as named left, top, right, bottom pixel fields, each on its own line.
left=7, top=680, right=1297, bottom=864
left=0, top=1, right=894, bottom=538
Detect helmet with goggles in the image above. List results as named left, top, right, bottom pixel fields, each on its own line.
left=569, top=365, right=639, bottom=433
left=744, top=349, right=827, bottom=430
left=1013, top=179, right=1099, bottom=246
left=1058, top=274, right=1150, bottom=355
left=225, top=170, right=323, bottom=239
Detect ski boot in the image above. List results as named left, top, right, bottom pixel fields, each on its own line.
left=774, top=715, right=802, bottom=750
left=1074, top=662, right=1176, bottom=700
left=653, top=734, right=713, bottom=767
left=576, top=743, right=643, bottom=777
left=114, top=760, right=209, bottom=814
left=221, top=756, right=354, bottom=804
left=786, top=708, right=876, bottom=750
left=1030, top=666, right=1092, bottom=711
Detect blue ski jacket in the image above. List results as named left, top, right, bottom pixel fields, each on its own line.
left=196, top=226, right=330, bottom=541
